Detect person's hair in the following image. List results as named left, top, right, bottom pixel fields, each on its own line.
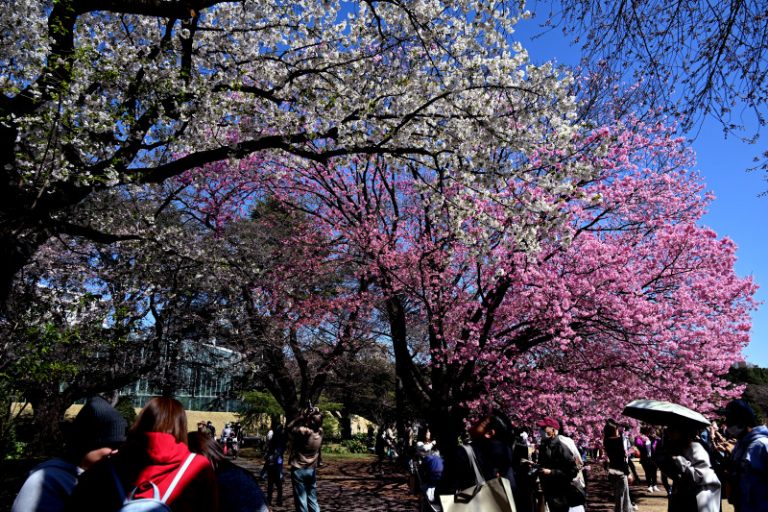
left=489, top=411, right=512, bottom=440
left=309, top=411, right=323, bottom=429
left=666, top=424, right=698, bottom=442
left=188, top=431, right=225, bottom=469
left=603, top=421, right=619, bottom=438
left=468, top=416, right=491, bottom=439
left=131, top=397, right=188, bottom=443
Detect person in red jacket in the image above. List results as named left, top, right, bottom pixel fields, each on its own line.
left=66, top=397, right=219, bottom=512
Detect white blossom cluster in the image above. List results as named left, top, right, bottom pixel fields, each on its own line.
left=1, top=0, right=598, bottom=257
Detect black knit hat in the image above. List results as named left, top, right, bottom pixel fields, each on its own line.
left=722, top=399, right=759, bottom=428
left=71, top=396, right=127, bottom=454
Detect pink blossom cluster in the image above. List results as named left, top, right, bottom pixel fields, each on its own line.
left=178, top=118, right=755, bottom=441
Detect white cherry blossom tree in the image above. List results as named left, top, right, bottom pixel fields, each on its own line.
left=0, top=0, right=582, bottom=309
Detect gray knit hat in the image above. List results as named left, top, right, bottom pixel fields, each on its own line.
left=71, top=396, right=127, bottom=453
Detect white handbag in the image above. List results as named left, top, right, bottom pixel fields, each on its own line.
left=439, top=445, right=517, bottom=512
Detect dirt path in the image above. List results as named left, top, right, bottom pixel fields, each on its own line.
left=235, top=455, right=734, bottom=512
left=235, top=456, right=636, bottom=512
left=235, top=456, right=420, bottom=511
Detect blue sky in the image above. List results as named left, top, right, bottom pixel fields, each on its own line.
left=513, top=15, right=768, bottom=367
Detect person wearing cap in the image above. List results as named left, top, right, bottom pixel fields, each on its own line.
left=721, top=399, right=768, bottom=512
left=11, top=396, right=127, bottom=512
left=415, top=440, right=444, bottom=510
left=534, top=416, right=579, bottom=512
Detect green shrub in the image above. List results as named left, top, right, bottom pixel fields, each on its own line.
left=341, top=437, right=368, bottom=454
left=322, top=413, right=340, bottom=440
left=4, top=441, right=26, bottom=460
left=115, top=396, right=137, bottom=427
left=322, top=443, right=347, bottom=454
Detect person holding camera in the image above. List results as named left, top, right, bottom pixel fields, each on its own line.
left=288, top=407, right=324, bottom=512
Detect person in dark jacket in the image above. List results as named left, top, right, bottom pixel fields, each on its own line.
left=264, top=423, right=286, bottom=507
left=12, top=396, right=127, bottom=512
left=721, top=399, right=768, bottom=512
left=439, top=413, right=517, bottom=495
left=415, top=441, right=444, bottom=511
left=511, top=428, right=535, bottom=512
left=65, top=397, right=219, bottom=512
left=188, top=431, right=269, bottom=512
left=535, top=417, right=579, bottom=512
left=605, top=420, right=634, bottom=512
left=636, top=426, right=660, bottom=492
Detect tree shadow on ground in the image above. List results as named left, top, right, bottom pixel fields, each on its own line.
left=236, top=456, right=420, bottom=512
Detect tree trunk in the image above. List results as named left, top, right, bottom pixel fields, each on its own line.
left=339, top=408, right=353, bottom=439
left=27, top=388, right=73, bottom=457
left=0, top=225, right=51, bottom=312
left=394, top=375, right=408, bottom=447
left=385, top=295, right=429, bottom=445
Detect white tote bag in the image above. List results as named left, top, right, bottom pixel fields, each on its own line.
left=439, top=445, right=517, bottom=512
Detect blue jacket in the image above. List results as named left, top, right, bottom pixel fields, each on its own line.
left=730, top=425, right=768, bottom=512
left=420, top=453, right=444, bottom=487
left=12, top=458, right=82, bottom=512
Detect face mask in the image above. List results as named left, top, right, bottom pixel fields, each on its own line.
left=726, top=425, right=745, bottom=438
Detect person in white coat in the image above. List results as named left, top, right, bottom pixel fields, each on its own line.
left=654, top=424, right=721, bottom=512
left=557, top=424, right=586, bottom=512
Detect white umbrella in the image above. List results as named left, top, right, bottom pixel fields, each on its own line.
left=622, top=399, right=710, bottom=428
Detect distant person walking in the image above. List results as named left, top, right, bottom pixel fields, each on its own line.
left=604, top=420, right=634, bottom=512
left=373, top=427, right=387, bottom=475
left=265, top=423, right=287, bottom=507
left=636, top=426, right=660, bottom=492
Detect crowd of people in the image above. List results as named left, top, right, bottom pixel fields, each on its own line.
left=10, top=396, right=768, bottom=512
left=405, top=402, right=767, bottom=512
left=408, top=413, right=584, bottom=512
left=10, top=397, right=325, bottom=512
left=596, top=399, right=768, bottom=512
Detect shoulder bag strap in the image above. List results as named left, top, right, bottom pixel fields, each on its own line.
left=461, top=444, right=486, bottom=485
left=161, top=453, right=198, bottom=503
left=109, top=462, right=127, bottom=503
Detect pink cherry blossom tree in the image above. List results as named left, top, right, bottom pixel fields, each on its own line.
left=181, top=116, right=755, bottom=443
left=232, top=206, right=379, bottom=422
